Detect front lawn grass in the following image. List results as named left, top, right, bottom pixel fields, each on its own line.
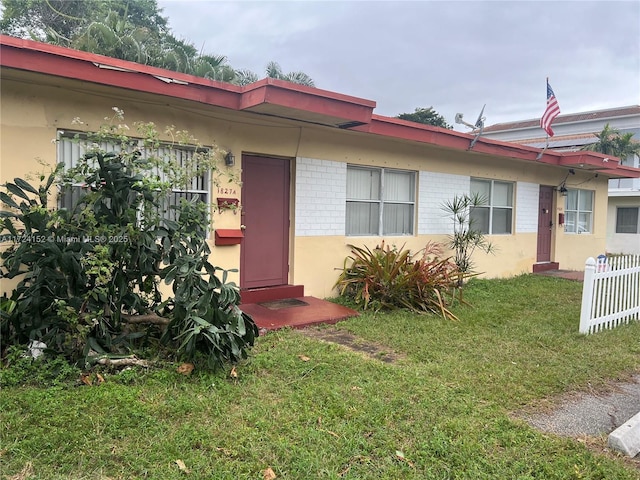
left=2, top=275, right=639, bottom=479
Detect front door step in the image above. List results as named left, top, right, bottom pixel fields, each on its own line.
left=240, top=284, right=304, bottom=304
left=532, top=262, right=559, bottom=273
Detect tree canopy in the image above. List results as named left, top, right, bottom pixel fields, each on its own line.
left=581, top=123, right=640, bottom=163
left=396, top=107, right=452, bottom=129
left=0, top=0, right=314, bottom=86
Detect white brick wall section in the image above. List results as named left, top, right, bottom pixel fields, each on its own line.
left=515, top=181, right=539, bottom=233
left=418, top=172, right=470, bottom=234
left=295, top=157, right=346, bottom=236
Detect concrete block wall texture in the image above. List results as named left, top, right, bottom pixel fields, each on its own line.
left=418, top=171, right=470, bottom=235
left=294, top=157, right=346, bottom=236
left=296, top=165, right=545, bottom=238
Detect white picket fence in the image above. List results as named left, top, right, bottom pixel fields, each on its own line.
left=579, top=255, right=640, bottom=334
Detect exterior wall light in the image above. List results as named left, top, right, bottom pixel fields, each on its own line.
left=224, top=152, right=235, bottom=167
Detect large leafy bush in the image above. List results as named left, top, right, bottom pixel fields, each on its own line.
left=335, top=242, right=466, bottom=320
left=0, top=112, right=257, bottom=369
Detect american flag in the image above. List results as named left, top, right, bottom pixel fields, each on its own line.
left=540, top=80, right=561, bottom=137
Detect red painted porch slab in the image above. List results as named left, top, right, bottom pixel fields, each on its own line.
left=241, top=296, right=359, bottom=331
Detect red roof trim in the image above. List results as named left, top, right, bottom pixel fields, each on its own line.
left=240, top=80, right=374, bottom=124
left=1, top=34, right=639, bottom=178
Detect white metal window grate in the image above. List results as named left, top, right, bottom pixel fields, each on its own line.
left=57, top=132, right=209, bottom=220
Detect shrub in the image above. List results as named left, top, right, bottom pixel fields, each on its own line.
left=334, top=242, right=466, bottom=320
left=0, top=111, right=258, bottom=369
left=441, top=193, right=496, bottom=284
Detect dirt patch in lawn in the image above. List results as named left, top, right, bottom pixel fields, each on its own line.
left=300, top=327, right=404, bottom=364
left=514, top=372, right=640, bottom=468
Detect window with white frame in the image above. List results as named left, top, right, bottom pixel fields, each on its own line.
left=616, top=207, right=639, bottom=234
left=57, top=132, right=209, bottom=221
left=564, top=189, right=593, bottom=234
left=346, top=165, right=415, bottom=236
left=469, top=178, right=513, bottom=234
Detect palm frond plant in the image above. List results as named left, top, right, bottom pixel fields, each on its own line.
left=334, top=241, right=466, bottom=320
left=442, top=193, right=496, bottom=287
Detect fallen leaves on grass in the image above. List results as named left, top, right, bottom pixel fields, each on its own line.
left=298, top=354, right=311, bottom=362
left=395, top=450, right=415, bottom=468
left=7, top=461, right=34, bottom=480
left=263, top=467, right=277, bottom=479
left=80, top=373, right=105, bottom=386
left=175, top=459, right=190, bottom=474
left=230, top=366, right=238, bottom=380
left=176, top=363, right=194, bottom=375
left=215, top=447, right=235, bottom=457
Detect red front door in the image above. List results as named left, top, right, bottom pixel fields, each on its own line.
left=537, top=186, right=553, bottom=262
left=240, top=155, right=290, bottom=289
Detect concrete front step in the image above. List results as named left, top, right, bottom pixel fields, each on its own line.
left=532, top=262, right=560, bottom=273
left=240, top=284, right=304, bottom=304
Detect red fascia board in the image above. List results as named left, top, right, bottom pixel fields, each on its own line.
left=245, top=77, right=376, bottom=107
left=240, top=81, right=375, bottom=123
left=359, top=115, right=547, bottom=163
left=601, top=165, right=640, bottom=178
left=0, top=35, right=243, bottom=109
left=597, top=168, right=640, bottom=178
left=557, top=152, right=620, bottom=169
left=356, top=115, right=640, bottom=177
left=352, top=115, right=467, bottom=149
left=0, top=34, right=243, bottom=93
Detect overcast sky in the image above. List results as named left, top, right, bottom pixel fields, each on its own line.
left=157, top=0, right=640, bottom=131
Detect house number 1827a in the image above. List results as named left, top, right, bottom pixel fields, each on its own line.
left=217, top=188, right=237, bottom=195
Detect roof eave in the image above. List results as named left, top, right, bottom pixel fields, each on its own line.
left=1, top=34, right=639, bottom=179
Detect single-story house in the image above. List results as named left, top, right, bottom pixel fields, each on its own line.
left=483, top=106, right=640, bottom=255
left=2, top=35, right=639, bottom=302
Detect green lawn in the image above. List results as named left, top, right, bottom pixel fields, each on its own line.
left=2, top=275, right=640, bottom=479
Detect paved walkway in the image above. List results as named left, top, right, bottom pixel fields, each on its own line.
left=521, top=374, right=640, bottom=438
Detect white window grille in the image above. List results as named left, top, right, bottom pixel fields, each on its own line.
left=57, top=132, right=209, bottom=221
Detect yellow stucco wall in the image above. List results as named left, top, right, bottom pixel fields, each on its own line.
left=1, top=71, right=611, bottom=299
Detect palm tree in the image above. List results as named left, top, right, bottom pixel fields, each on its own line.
left=71, top=11, right=154, bottom=64
left=233, top=69, right=259, bottom=86
left=232, top=62, right=315, bottom=87
left=190, top=54, right=236, bottom=82
left=264, top=61, right=315, bottom=87
left=581, top=123, right=640, bottom=163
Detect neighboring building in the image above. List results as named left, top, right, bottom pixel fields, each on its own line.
left=2, top=35, right=640, bottom=302
left=483, top=106, right=640, bottom=255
